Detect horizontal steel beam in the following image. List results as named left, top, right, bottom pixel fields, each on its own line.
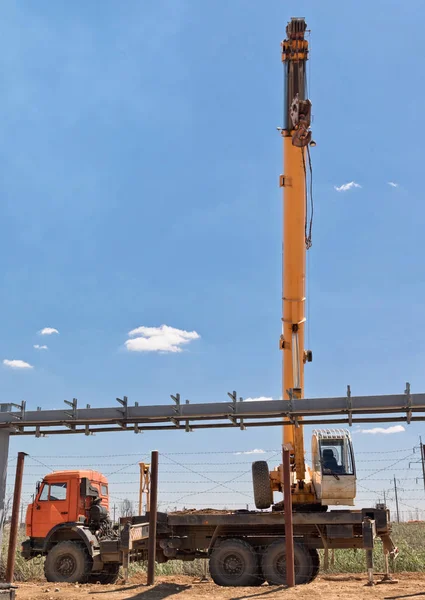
left=0, top=386, right=421, bottom=436
left=9, top=415, right=425, bottom=437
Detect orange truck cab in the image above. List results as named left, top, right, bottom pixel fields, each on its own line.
left=26, top=470, right=109, bottom=539
left=21, top=470, right=120, bottom=584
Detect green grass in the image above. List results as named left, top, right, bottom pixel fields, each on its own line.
left=321, top=523, right=425, bottom=574
left=2, top=522, right=424, bottom=581
left=0, top=527, right=45, bottom=581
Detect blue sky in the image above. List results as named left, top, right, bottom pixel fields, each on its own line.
left=1, top=0, right=425, bottom=515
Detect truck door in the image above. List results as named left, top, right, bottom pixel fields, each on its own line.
left=32, top=481, right=70, bottom=538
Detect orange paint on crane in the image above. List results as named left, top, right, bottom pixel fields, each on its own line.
left=282, top=135, right=307, bottom=482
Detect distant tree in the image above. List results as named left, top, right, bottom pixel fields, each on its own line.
left=120, top=498, right=134, bottom=518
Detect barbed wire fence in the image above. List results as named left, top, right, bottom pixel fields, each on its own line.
left=6, top=444, right=425, bottom=524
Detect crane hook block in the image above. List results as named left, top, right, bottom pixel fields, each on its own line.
left=291, top=97, right=312, bottom=148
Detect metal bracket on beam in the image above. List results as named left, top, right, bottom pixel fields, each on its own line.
left=227, top=391, right=245, bottom=429
left=64, top=398, right=78, bottom=419
left=185, top=399, right=192, bottom=432
left=239, top=396, right=246, bottom=431
left=6, top=401, right=26, bottom=422
left=116, top=395, right=128, bottom=428
left=227, top=391, right=237, bottom=426
left=63, top=398, right=77, bottom=431
left=133, top=401, right=141, bottom=434
left=347, top=385, right=352, bottom=427
left=171, top=393, right=181, bottom=409
left=85, top=405, right=93, bottom=436
left=35, top=407, right=42, bottom=438
left=286, top=389, right=298, bottom=427
left=170, top=394, right=181, bottom=428
left=227, top=390, right=237, bottom=413
left=405, top=383, right=412, bottom=425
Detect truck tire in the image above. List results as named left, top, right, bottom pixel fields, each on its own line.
left=90, top=563, right=120, bottom=584
left=309, top=548, right=320, bottom=581
left=44, top=541, right=92, bottom=583
left=210, top=539, right=261, bottom=587
left=261, top=539, right=313, bottom=586
left=252, top=461, right=273, bottom=510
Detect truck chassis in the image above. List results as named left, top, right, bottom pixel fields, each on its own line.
left=116, top=506, right=395, bottom=586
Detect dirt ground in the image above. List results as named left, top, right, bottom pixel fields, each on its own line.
left=12, top=573, right=425, bottom=600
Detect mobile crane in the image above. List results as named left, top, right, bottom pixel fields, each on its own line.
left=21, top=17, right=395, bottom=588
left=251, top=17, right=356, bottom=512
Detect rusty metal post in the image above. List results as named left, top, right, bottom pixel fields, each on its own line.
left=147, top=450, right=158, bottom=586
left=6, top=452, right=27, bottom=583
left=283, top=445, right=295, bottom=587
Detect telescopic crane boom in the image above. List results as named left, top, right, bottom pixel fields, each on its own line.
left=252, top=17, right=356, bottom=510
left=280, top=16, right=314, bottom=504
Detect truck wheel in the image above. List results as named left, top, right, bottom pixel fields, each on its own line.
left=261, top=539, right=313, bottom=586
left=252, top=461, right=273, bottom=510
left=309, top=548, right=320, bottom=581
left=90, top=563, right=120, bottom=584
left=210, top=539, right=261, bottom=587
left=44, top=541, right=91, bottom=583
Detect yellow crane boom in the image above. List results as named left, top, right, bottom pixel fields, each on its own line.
left=279, top=17, right=315, bottom=504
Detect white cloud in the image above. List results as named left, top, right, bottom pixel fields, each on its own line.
left=39, top=327, right=59, bottom=336
left=245, top=396, right=273, bottom=402
left=235, top=449, right=266, bottom=455
left=388, top=181, right=399, bottom=188
left=359, top=425, right=405, bottom=435
left=34, top=344, right=48, bottom=350
left=3, top=359, right=33, bottom=370
left=125, top=324, right=200, bottom=353
left=334, top=181, right=362, bottom=192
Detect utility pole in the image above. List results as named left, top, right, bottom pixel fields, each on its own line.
left=113, top=504, right=116, bottom=525
left=393, top=476, right=400, bottom=523
left=20, top=502, right=24, bottom=527
left=420, top=436, right=425, bottom=493
left=383, top=490, right=386, bottom=507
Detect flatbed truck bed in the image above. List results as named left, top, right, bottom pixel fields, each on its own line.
left=118, top=506, right=396, bottom=586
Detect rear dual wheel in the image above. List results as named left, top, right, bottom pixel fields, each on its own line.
left=209, top=538, right=319, bottom=587
left=261, top=540, right=317, bottom=586
left=209, top=539, right=264, bottom=587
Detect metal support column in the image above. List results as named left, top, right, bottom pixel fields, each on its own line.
left=6, top=452, right=27, bottom=582
left=0, top=429, right=10, bottom=563
left=147, top=450, right=159, bottom=586
left=283, top=445, right=295, bottom=587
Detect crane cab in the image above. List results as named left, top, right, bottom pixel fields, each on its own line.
left=311, top=429, right=356, bottom=506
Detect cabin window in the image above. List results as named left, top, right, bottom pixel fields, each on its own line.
left=320, top=439, right=354, bottom=475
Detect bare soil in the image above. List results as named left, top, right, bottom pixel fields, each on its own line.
left=12, top=573, right=425, bottom=600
